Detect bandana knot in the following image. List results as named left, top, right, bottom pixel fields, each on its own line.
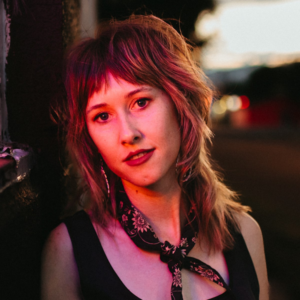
left=160, top=241, right=186, bottom=269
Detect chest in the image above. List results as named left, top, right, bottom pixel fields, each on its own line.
left=97, top=225, right=229, bottom=300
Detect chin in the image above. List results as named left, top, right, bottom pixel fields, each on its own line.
left=124, top=177, right=158, bottom=188
left=123, top=171, right=176, bottom=191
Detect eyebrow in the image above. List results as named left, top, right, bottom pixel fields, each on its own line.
left=125, top=87, right=152, bottom=99
left=86, top=103, right=107, bottom=114
left=86, top=86, right=153, bottom=114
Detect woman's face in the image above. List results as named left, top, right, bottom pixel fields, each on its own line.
left=85, top=73, right=181, bottom=190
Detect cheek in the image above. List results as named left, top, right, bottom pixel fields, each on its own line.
left=164, top=109, right=181, bottom=144
left=155, top=111, right=181, bottom=160
left=91, top=135, right=119, bottom=169
left=167, top=126, right=181, bottom=155
left=87, top=122, right=113, bottom=152
left=95, top=138, right=116, bottom=162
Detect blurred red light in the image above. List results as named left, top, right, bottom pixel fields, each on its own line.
left=240, top=95, right=250, bottom=109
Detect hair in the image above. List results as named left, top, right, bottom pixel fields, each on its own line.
left=63, top=14, right=249, bottom=252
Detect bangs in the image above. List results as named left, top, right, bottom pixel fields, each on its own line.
left=76, top=22, right=181, bottom=104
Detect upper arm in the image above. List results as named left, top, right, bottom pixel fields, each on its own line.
left=236, top=213, right=269, bottom=300
left=41, top=223, right=82, bottom=300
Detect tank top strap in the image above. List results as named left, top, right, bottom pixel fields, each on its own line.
left=63, top=210, right=141, bottom=300
left=224, top=227, right=259, bottom=300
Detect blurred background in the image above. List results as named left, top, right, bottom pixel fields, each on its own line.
left=0, top=0, right=299, bottom=299
left=199, top=2, right=300, bottom=299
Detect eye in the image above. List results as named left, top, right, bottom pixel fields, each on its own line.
left=136, top=98, right=149, bottom=108
left=95, top=112, right=109, bottom=121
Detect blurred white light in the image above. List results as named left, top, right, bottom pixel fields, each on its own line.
left=197, top=13, right=219, bottom=38
left=225, top=95, right=242, bottom=111
left=212, top=99, right=227, bottom=115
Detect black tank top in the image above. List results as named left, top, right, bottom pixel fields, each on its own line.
left=64, top=211, right=259, bottom=300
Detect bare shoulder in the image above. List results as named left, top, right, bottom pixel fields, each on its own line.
left=234, top=212, right=269, bottom=300
left=235, top=212, right=262, bottom=245
left=41, top=223, right=82, bottom=300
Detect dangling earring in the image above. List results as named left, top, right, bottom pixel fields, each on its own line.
left=182, top=168, right=192, bottom=182
left=175, top=155, right=179, bottom=174
left=176, top=155, right=192, bottom=182
left=100, top=161, right=110, bottom=197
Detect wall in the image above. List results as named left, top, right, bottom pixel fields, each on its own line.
left=0, top=1, right=79, bottom=299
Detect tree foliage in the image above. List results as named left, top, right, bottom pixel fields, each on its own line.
left=98, top=0, right=216, bottom=46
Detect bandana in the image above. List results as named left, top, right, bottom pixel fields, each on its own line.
left=117, top=188, right=233, bottom=300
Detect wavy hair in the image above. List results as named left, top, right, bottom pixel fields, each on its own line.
left=63, top=14, right=249, bottom=252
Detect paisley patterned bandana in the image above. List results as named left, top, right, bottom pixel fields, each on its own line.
left=117, top=188, right=232, bottom=300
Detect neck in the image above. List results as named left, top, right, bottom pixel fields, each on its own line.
left=121, top=178, right=185, bottom=246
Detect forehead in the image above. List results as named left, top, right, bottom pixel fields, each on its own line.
left=86, top=73, right=158, bottom=109
left=101, top=73, right=136, bottom=94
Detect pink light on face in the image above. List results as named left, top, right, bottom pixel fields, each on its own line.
left=85, top=73, right=181, bottom=190
left=240, top=95, right=250, bottom=109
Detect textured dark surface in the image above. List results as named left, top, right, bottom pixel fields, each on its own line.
left=1, top=1, right=69, bottom=299
left=0, top=177, right=41, bottom=300
left=6, top=1, right=62, bottom=152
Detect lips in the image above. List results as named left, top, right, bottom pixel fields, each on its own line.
left=124, top=149, right=155, bottom=166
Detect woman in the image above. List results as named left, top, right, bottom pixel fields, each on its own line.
left=41, top=15, right=268, bottom=300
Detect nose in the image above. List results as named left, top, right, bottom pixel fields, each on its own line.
left=119, top=115, right=142, bottom=145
